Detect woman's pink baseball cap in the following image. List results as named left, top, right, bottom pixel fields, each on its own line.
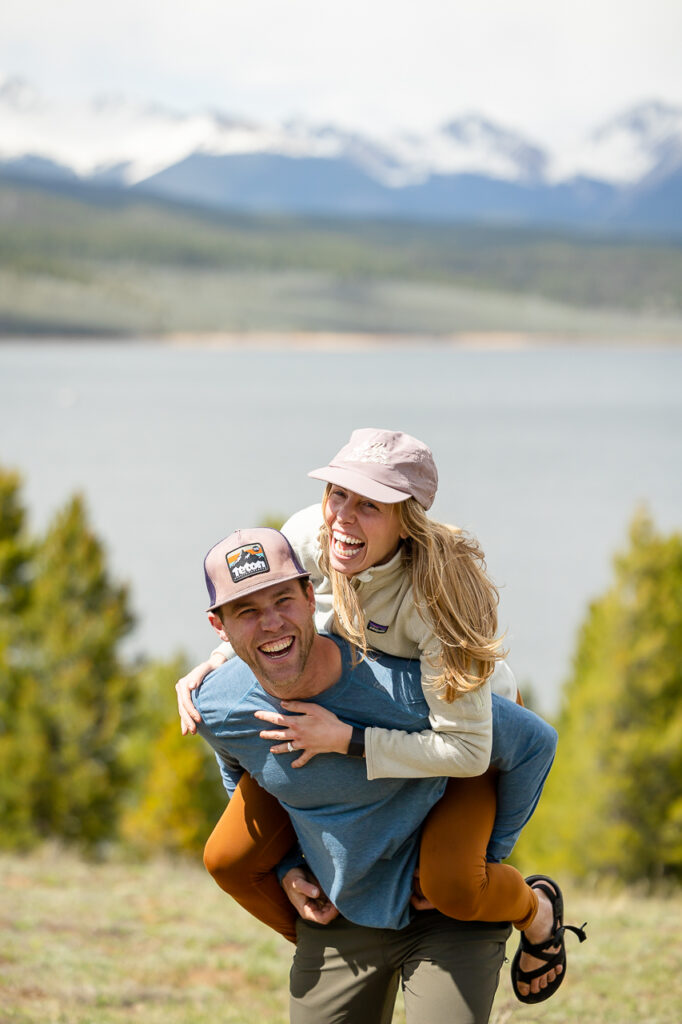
left=308, top=428, right=438, bottom=510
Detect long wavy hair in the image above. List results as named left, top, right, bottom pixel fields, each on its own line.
left=318, top=486, right=504, bottom=702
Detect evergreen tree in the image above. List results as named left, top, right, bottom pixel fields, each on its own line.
left=1, top=469, right=227, bottom=854
left=0, top=468, right=41, bottom=846
left=21, top=494, right=138, bottom=847
left=517, top=510, right=682, bottom=882
left=121, top=658, right=229, bottom=855
left=0, top=467, right=32, bottom=622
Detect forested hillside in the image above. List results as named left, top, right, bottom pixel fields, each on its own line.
left=1, top=177, right=681, bottom=338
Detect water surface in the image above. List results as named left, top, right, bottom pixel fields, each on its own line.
left=2, top=338, right=680, bottom=713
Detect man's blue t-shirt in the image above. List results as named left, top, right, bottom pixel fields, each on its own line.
left=193, top=635, right=446, bottom=930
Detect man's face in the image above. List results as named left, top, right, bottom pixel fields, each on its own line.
left=210, top=580, right=317, bottom=695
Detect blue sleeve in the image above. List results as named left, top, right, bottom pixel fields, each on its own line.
left=214, top=751, right=244, bottom=798
left=275, top=842, right=307, bottom=884
left=487, top=694, right=558, bottom=861
left=193, top=703, right=245, bottom=799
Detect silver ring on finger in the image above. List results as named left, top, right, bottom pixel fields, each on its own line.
left=287, top=741, right=295, bottom=753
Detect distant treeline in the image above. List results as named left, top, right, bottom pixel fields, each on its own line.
left=1, top=464, right=681, bottom=882
left=1, top=176, right=681, bottom=337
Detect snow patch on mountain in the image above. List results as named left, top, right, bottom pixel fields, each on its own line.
left=0, top=76, right=268, bottom=183
left=549, top=100, right=682, bottom=185
left=0, top=77, right=548, bottom=188
left=1, top=74, right=681, bottom=197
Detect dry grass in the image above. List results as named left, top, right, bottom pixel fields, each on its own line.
left=490, top=885, right=681, bottom=1024
left=2, top=848, right=680, bottom=1023
left=1, top=846, right=290, bottom=1024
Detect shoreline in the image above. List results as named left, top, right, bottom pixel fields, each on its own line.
left=3, top=329, right=682, bottom=350
left=165, top=329, right=682, bottom=350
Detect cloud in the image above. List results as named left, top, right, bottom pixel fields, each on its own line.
left=2, top=0, right=681, bottom=144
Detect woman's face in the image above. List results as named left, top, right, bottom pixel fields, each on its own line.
left=323, top=486, right=407, bottom=577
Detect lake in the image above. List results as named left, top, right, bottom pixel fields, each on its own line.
left=1, top=337, right=681, bottom=713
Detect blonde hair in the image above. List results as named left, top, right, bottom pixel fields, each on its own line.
left=319, top=487, right=504, bottom=702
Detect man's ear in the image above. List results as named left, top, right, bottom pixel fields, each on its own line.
left=305, top=580, right=316, bottom=614
left=208, top=610, right=229, bottom=642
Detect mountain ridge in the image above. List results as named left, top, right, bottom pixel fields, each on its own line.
left=2, top=75, right=681, bottom=234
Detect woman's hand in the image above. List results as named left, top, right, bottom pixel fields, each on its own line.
left=410, top=868, right=436, bottom=911
left=254, top=701, right=353, bottom=767
left=175, top=653, right=227, bottom=734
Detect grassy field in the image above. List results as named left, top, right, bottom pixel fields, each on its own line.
left=2, top=847, right=680, bottom=1024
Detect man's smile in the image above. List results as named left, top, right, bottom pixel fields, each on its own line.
left=259, top=635, right=295, bottom=659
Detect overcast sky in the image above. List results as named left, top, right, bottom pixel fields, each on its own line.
left=2, top=1, right=682, bottom=146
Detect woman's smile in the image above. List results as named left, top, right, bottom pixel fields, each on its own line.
left=330, top=527, right=366, bottom=561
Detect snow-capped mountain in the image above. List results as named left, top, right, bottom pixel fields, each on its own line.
left=552, top=100, right=682, bottom=185
left=0, top=76, right=259, bottom=184
left=0, top=75, right=555, bottom=186
left=1, top=75, right=681, bottom=233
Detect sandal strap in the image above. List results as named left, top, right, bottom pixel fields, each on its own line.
left=518, top=920, right=588, bottom=958
left=531, top=881, right=559, bottom=905
left=559, top=922, right=588, bottom=944
left=513, top=949, right=564, bottom=984
left=518, top=929, right=561, bottom=959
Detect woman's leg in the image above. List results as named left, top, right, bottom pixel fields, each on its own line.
left=487, top=696, right=557, bottom=863
left=418, top=770, right=537, bottom=931
left=203, top=773, right=299, bottom=943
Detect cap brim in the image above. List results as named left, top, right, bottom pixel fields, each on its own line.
left=307, top=466, right=411, bottom=504
left=206, top=570, right=310, bottom=612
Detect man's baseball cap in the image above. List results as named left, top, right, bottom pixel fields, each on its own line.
left=204, top=528, right=310, bottom=612
left=308, top=428, right=438, bottom=510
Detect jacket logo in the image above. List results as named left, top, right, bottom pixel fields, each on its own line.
left=226, top=543, right=270, bottom=582
left=367, top=620, right=389, bottom=633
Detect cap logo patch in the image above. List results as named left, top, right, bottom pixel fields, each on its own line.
left=347, top=440, right=390, bottom=465
left=226, top=543, right=270, bottom=583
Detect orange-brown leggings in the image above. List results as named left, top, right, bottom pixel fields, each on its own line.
left=203, top=769, right=538, bottom=945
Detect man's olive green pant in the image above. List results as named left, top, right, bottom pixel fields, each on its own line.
left=290, top=910, right=511, bottom=1024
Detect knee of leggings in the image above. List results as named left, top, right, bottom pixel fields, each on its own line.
left=203, top=833, right=244, bottom=887
left=420, top=869, right=488, bottom=921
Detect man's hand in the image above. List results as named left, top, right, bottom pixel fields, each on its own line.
left=175, top=653, right=226, bottom=734
left=254, top=701, right=353, bottom=767
left=282, top=867, right=339, bottom=925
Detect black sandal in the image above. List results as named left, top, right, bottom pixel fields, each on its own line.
left=511, top=874, right=587, bottom=1004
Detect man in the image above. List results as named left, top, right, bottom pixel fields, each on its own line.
left=192, top=526, right=549, bottom=1024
